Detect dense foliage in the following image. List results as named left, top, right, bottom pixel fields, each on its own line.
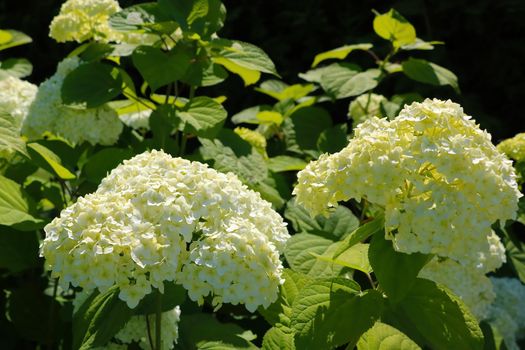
left=0, top=1, right=524, bottom=349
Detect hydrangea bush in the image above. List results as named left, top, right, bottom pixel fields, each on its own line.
left=1, top=1, right=524, bottom=350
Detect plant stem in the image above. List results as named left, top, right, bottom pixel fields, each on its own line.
left=155, top=292, right=162, bottom=350
left=146, top=315, right=154, bottom=350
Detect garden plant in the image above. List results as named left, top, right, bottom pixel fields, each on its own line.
left=1, top=0, right=525, bottom=349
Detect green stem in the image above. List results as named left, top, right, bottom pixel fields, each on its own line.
left=146, top=315, right=155, bottom=350
left=189, top=85, right=196, bottom=99
left=155, top=292, right=162, bottom=350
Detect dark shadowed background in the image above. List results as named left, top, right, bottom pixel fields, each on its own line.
left=1, top=0, right=524, bottom=141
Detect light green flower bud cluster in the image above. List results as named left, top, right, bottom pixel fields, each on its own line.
left=484, top=277, right=525, bottom=350
left=419, top=257, right=496, bottom=319
left=49, top=0, right=121, bottom=43
left=22, top=57, right=123, bottom=145
left=497, top=132, right=525, bottom=163
left=41, top=150, right=289, bottom=310
left=348, top=93, right=387, bottom=127
left=0, top=76, right=37, bottom=159
left=294, top=99, right=521, bottom=268
left=114, top=306, right=181, bottom=349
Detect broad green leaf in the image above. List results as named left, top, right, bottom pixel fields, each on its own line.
left=314, top=243, right=372, bottom=274
left=200, top=129, right=268, bottom=185
left=132, top=46, right=192, bottom=91
left=282, top=106, right=332, bottom=155
left=284, top=233, right=342, bottom=277
left=284, top=199, right=359, bottom=239
left=178, top=96, right=227, bottom=138
left=73, top=286, right=133, bottom=350
left=0, top=111, right=27, bottom=158
left=299, top=63, right=359, bottom=84
left=0, top=227, right=39, bottom=272
left=267, top=156, right=307, bottom=172
left=133, top=282, right=186, bottom=315
left=312, top=43, right=373, bottom=67
left=252, top=175, right=287, bottom=209
left=401, top=38, right=444, bottom=51
left=0, top=30, right=12, bottom=44
left=0, top=58, right=32, bottom=78
left=373, top=9, right=416, bottom=48
left=61, top=62, right=123, bottom=108
left=385, top=278, right=484, bottom=350
left=402, top=58, right=459, bottom=92
left=292, top=278, right=384, bottom=350
left=213, top=56, right=261, bottom=86
left=27, top=142, right=76, bottom=180
left=332, top=215, right=385, bottom=258
left=256, top=81, right=316, bottom=101
left=0, top=175, right=41, bottom=229
left=317, top=124, right=348, bottom=153
left=357, top=322, right=421, bottom=350
left=0, top=30, right=32, bottom=51
left=479, top=321, right=506, bottom=350
left=176, top=313, right=258, bottom=349
left=256, top=110, right=283, bottom=125
left=231, top=105, right=272, bottom=124
left=214, top=39, right=278, bottom=76
left=109, top=3, right=173, bottom=32
left=181, top=55, right=228, bottom=87
left=148, top=104, right=181, bottom=153
left=369, top=232, right=431, bottom=303
left=82, top=148, right=133, bottom=184
left=262, top=327, right=295, bottom=350
left=321, top=66, right=380, bottom=99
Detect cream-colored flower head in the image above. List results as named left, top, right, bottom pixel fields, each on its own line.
left=348, top=93, right=387, bottom=127
left=419, top=257, right=496, bottom=319
left=294, top=99, right=521, bottom=268
left=41, top=150, right=289, bottom=310
left=22, top=57, right=123, bottom=145
left=0, top=76, right=38, bottom=159
left=49, top=0, right=121, bottom=43
left=484, top=277, right=525, bottom=350
left=497, top=132, right=525, bottom=163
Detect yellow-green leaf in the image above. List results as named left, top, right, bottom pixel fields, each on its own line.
left=27, top=143, right=76, bottom=180
left=256, top=110, right=283, bottom=126
left=213, top=56, right=261, bottom=85
left=373, top=9, right=416, bottom=48
left=312, top=43, right=373, bottom=67
left=0, top=30, right=13, bottom=45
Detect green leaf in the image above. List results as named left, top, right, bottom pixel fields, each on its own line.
left=132, top=46, right=192, bottom=91
left=332, top=215, right=384, bottom=258
left=178, top=96, right=227, bottom=138
left=176, top=313, right=258, bottom=349
left=0, top=58, right=32, bottom=78
left=357, top=322, right=421, bottom=350
left=499, top=222, right=525, bottom=284
left=282, top=106, right=332, bottom=156
left=385, top=278, right=484, bottom=350
left=61, top=62, right=123, bottom=108
left=291, top=278, right=384, bottom=350
left=256, top=110, right=283, bottom=125
left=284, top=199, right=360, bottom=239
left=320, top=65, right=380, bottom=99
left=214, top=39, right=278, bottom=76
left=256, top=81, right=316, bottom=101
left=373, top=9, right=416, bottom=48
left=148, top=104, right=181, bottom=153
left=213, top=56, right=261, bottom=86
left=0, top=30, right=32, bottom=51
left=73, top=286, right=133, bottom=350
left=401, top=38, right=444, bottom=51
left=262, top=327, right=295, bottom=350
left=312, top=43, right=373, bottom=67
left=299, top=63, right=358, bottom=84
left=369, top=232, right=430, bottom=303
left=181, top=55, right=228, bottom=87
left=314, top=243, right=372, bottom=274
left=200, top=128, right=268, bottom=185
left=0, top=30, right=11, bottom=44
left=109, top=2, right=173, bottom=32
left=27, top=142, right=76, bottom=180
left=0, top=175, right=42, bottom=230
left=0, top=227, right=39, bottom=273
left=133, top=282, right=186, bottom=315
left=267, top=156, right=307, bottom=173
left=82, top=148, right=133, bottom=184
left=402, top=58, right=459, bottom=92
left=231, top=105, right=272, bottom=124
left=317, top=124, right=348, bottom=154
left=284, top=233, right=343, bottom=277
left=0, top=111, right=27, bottom=158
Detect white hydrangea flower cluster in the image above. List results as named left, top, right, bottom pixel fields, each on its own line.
left=484, top=277, right=525, bottom=350
left=497, top=132, right=525, bottom=163
left=49, top=0, right=121, bottom=43
left=294, top=99, right=521, bottom=269
left=41, top=150, right=289, bottom=311
left=119, top=109, right=152, bottom=130
left=419, top=257, right=496, bottom=319
left=22, top=57, right=123, bottom=145
left=348, top=93, right=387, bottom=127
left=114, top=306, right=181, bottom=349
